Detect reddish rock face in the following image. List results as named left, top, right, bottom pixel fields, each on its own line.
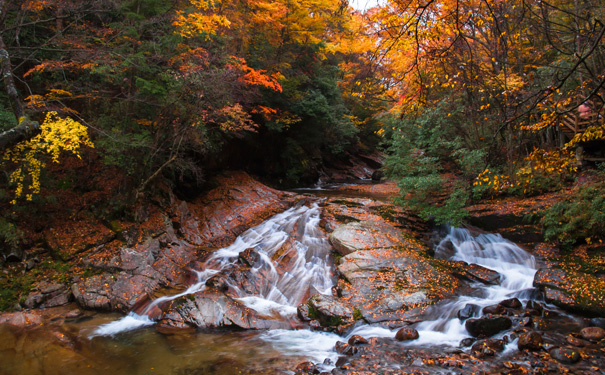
left=183, top=171, right=296, bottom=248
left=69, top=171, right=298, bottom=314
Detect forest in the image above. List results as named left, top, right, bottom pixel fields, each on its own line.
left=1, top=1, right=605, bottom=374
left=0, top=0, right=604, bottom=299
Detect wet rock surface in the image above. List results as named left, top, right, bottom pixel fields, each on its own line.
left=306, top=294, right=353, bottom=327
left=533, top=268, right=605, bottom=316
left=465, top=315, right=512, bottom=337
left=322, top=197, right=462, bottom=328
left=66, top=171, right=298, bottom=315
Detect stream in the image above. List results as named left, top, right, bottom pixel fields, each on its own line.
left=0, top=185, right=589, bottom=375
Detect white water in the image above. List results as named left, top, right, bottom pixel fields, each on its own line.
left=93, top=208, right=539, bottom=366
left=93, top=204, right=334, bottom=337
left=345, top=226, right=539, bottom=347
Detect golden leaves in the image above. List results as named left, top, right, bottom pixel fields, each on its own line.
left=4, top=112, right=94, bottom=203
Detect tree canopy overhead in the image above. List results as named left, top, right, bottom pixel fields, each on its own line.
left=0, top=0, right=603, bottom=229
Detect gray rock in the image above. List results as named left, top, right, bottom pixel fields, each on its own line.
left=329, top=221, right=406, bottom=256
left=338, top=247, right=459, bottom=326
left=549, top=347, right=581, bottom=364
left=458, top=303, right=481, bottom=321
left=307, top=294, right=353, bottom=327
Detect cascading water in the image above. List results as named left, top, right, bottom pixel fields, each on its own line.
left=93, top=206, right=541, bottom=364
left=93, top=203, right=334, bottom=337
left=347, top=226, right=539, bottom=347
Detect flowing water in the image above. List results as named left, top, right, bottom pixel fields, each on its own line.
left=93, top=204, right=334, bottom=337
left=342, top=227, right=541, bottom=347
left=0, top=198, right=559, bottom=374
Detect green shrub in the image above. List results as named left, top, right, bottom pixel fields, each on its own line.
left=383, top=99, right=484, bottom=225
left=538, top=179, right=605, bottom=247
left=0, top=216, right=23, bottom=255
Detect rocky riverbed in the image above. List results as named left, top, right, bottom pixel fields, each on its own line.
left=1, top=172, right=604, bottom=375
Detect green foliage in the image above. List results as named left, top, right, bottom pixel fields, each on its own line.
left=384, top=100, right=483, bottom=225
left=0, top=271, right=35, bottom=312
left=0, top=216, right=23, bottom=254
left=537, top=179, right=605, bottom=247
left=0, top=106, right=15, bottom=132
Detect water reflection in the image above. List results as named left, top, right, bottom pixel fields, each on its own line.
left=0, top=313, right=306, bottom=375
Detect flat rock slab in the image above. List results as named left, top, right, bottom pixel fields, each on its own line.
left=72, top=271, right=161, bottom=312
left=449, top=260, right=501, bottom=285
left=329, top=221, right=407, bottom=256
left=0, top=312, right=43, bottom=328
left=338, top=247, right=460, bottom=326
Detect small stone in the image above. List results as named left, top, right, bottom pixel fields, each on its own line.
left=566, top=335, right=585, bottom=347
left=482, top=304, right=506, bottom=315
left=472, top=338, right=505, bottom=354
left=500, top=298, right=522, bottom=309
left=411, top=358, right=423, bottom=366
left=295, top=361, right=317, bottom=374
left=335, top=341, right=356, bottom=355
left=348, top=335, right=368, bottom=346
left=517, top=316, right=532, bottom=327
left=549, top=347, right=581, bottom=364
left=395, top=327, right=419, bottom=341
left=297, top=303, right=312, bottom=321
left=518, top=331, right=543, bottom=351
left=335, top=356, right=348, bottom=367
left=459, top=338, right=475, bottom=347
left=458, top=303, right=481, bottom=321
left=580, top=326, right=605, bottom=342
left=65, top=309, right=83, bottom=319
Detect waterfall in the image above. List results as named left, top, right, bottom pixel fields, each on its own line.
left=92, top=204, right=334, bottom=337
left=346, top=226, right=539, bottom=346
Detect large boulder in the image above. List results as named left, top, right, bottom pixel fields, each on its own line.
left=184, top=171, right=296, bottom=248
left=157, top=289, right=289, bottom=330
left=533, top=268, right=605, bottom=316
left=71, top=272, right=161, bottom=312
left=465, top=315, right=512, bottom=337
left=337, top=246, right=460, bottom=326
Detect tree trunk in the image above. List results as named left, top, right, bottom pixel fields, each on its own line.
left=0, top=3, right=41, bottom=152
